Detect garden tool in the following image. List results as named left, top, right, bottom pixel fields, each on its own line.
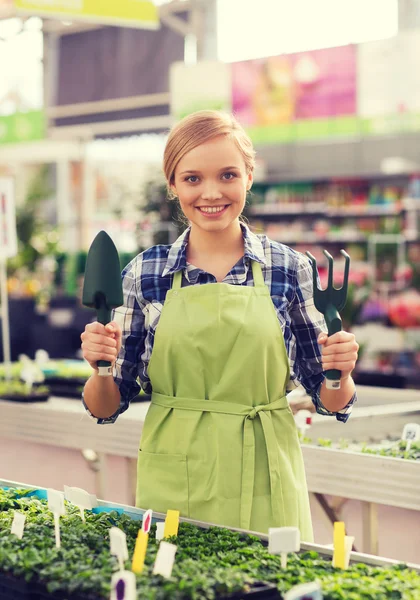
left=306, top=249, right=350, bottom=390
left=82, top=231, right=123, bottom=376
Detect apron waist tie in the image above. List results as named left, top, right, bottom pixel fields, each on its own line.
left=151, top=392, right=289, bottom=530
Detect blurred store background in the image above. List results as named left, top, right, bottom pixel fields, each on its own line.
left=0, top=0, right=419, bottom=389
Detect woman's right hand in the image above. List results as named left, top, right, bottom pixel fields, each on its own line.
left=80, top=321, right=122, bottom=372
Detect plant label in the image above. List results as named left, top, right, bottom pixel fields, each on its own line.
left=401, top=423, right=420, bottom=451
left=132, top=529, right=148, bottom=574
left=343, top=535, right=354, bottom=569
left=11, top=511, right=26, bottom=539
left=110, top=570, right=136, bottom=600
left=284, top=581, right=323, bottom=599
left=163, top=509, right=180, bottom=538
left=268, top=527, right=300, bottom=569
left=156, top=522, right=165, bottom=541
left=64, top=485, right=97, bottom=521
left=47, top=489, right=66, bottom=516
left=110, top=527, right=129, bottom=571
left=333, top=522, right=346, bottom=569
left=64, top=486, right=97, bottom=510
left=294, top=410, right=312, bottom=436
left=142, top=509, right=153, bottom=534
left=268, top=527, right=300, bottom=554
left=153, top=541, right=177, bottom=579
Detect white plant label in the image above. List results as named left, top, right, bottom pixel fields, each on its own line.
left=11, top=511, right=26, bottom=539
left=110, top=527, right=129, bottom=571
left=268, top=526, right=300, bottom=569
left=156, top=522, right=165, bottom=541
left=47, top=489, right=65, bottom=549
left=153, top=541, right=177, bottom=579
left=47, top=489, right=66, bottom=515
left=401, top=423, right=420, bottom=452
left=284, top=581, right=323, bottom=599
left=110, top=570, right=136, bottom=600
left=64, top=486, right=97, bottom=521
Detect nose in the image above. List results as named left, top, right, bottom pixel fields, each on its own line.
left=200, top=182, right=223, bottom=201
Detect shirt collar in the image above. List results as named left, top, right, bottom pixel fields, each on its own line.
left=162, top=222, right=266, bottom=278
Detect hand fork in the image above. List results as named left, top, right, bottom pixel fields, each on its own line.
left=306, top=249, right=350, bottom=390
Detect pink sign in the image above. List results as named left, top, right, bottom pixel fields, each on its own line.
left=232, top=45, right=356, bottom=126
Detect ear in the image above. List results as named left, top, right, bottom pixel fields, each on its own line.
left=246, top=171, right=253, bottom=191
left=170, top=183, right=177, bottom=198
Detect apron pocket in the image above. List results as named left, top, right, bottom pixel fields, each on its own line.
left=136, top=450, right=189, bottom=517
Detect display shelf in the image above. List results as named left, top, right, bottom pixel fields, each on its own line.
left=301, top=445, right=420, bottom=512
left=249, top=204, right=403, bottom=218
left=1, top=390, right=420, bottom=514
left=1, top=478, right=420, bottom=574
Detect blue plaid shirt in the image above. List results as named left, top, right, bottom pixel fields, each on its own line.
left=85, top=223, right=356, bottom=424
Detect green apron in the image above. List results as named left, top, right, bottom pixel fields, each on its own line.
left=136, top=260, right=313, bottom=540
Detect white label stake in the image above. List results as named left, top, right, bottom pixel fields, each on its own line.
left=156, top=522, right=165, bottom=541
left=402, top=423, right=420, bottom=453
left=284, top=581, right=323, bottom=600
left=153, top=541, right=177, bottom=579
left=11, top=511, right=26, bottom=539
left=268, top=527, right=300, bottom=569
left=64, top=486, right=97, bottom=522
left=110, top=570, right=136, bottom=600
left=47, top=489, right=65, bottom=549
left=110, top=527, right=129, bottom=571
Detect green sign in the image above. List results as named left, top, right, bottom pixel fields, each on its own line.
left=247, top=112, right=420, bottom=145
left=0, top=111, right=45, bottom=145
left=15, top=0, right=159, bottom=30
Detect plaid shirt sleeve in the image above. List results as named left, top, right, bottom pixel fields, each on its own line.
left=289, top=252, right=357, bottom=422
left=82, top=259, right=147, bottom=425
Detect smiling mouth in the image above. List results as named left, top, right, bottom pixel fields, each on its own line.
left=197, top=205, right=230, bottom=214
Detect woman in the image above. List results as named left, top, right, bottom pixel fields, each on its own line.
left=81, top=110, right=358, bottom=541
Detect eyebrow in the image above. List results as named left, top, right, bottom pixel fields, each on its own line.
left=179, top=166, right=241, bottom=175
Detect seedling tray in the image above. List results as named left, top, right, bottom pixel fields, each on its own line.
left=0, top=573, right=280, bottom=600
left=1, top=480, right=419, bottom=600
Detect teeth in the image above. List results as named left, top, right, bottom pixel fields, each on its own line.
left=199, top=206, right=226, bottom=213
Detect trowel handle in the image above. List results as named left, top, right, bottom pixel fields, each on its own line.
left=324, top=305, right=342, bottom=390
left=97, top=304, right=113, bottom=377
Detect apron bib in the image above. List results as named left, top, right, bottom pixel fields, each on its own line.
left=136, top=260, right=313, bottom=540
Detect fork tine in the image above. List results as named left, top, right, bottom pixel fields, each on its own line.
left=340, top=249, right=350, bottom=294
left=306, top=251, right=318, bottom=293
left=323, top=250, right=334, bottom=290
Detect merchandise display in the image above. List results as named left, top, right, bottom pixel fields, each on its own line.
left=1, top=482, right=420, bottom=600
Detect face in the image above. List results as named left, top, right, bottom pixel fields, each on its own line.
left=171, top=135, right=253, bottom=235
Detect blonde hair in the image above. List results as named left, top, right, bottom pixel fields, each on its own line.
left=164, top=110, right=255, bottom=198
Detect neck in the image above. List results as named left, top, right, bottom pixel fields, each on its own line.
left=188, top=220, right=244, bottom=259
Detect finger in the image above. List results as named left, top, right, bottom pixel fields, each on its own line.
left=323, top=359, right=357, bottom=371
left=83, top=349, right=117, bottom=364
left=323, top=342, right=359, bottom=356
left=317, top=332, right=328, bottom=345
left=82, top=340, right=118, bottom=355
left=106, top=321, right=122, bottom=334
left=324, top=331, right=355, bottom=345
left=85, top=321, right=108, bottom=334
left=82, top=333, right=117, bottom=348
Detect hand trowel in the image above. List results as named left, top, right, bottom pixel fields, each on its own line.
left=82, top=231, right=124, bottom=376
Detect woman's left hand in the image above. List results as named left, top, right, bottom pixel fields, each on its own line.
left=318, top=331, right=359, bottom=380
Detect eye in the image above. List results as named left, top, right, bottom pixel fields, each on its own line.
left=185, top=175, right=199, bottom=183
left=222, top=172, right=237, bottom=181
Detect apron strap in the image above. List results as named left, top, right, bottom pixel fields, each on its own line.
left=172, top=269, right=183, bottom=290
left=251, top=260, right=265, bottom=288
left=151, top=392, right=288, bottom=529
